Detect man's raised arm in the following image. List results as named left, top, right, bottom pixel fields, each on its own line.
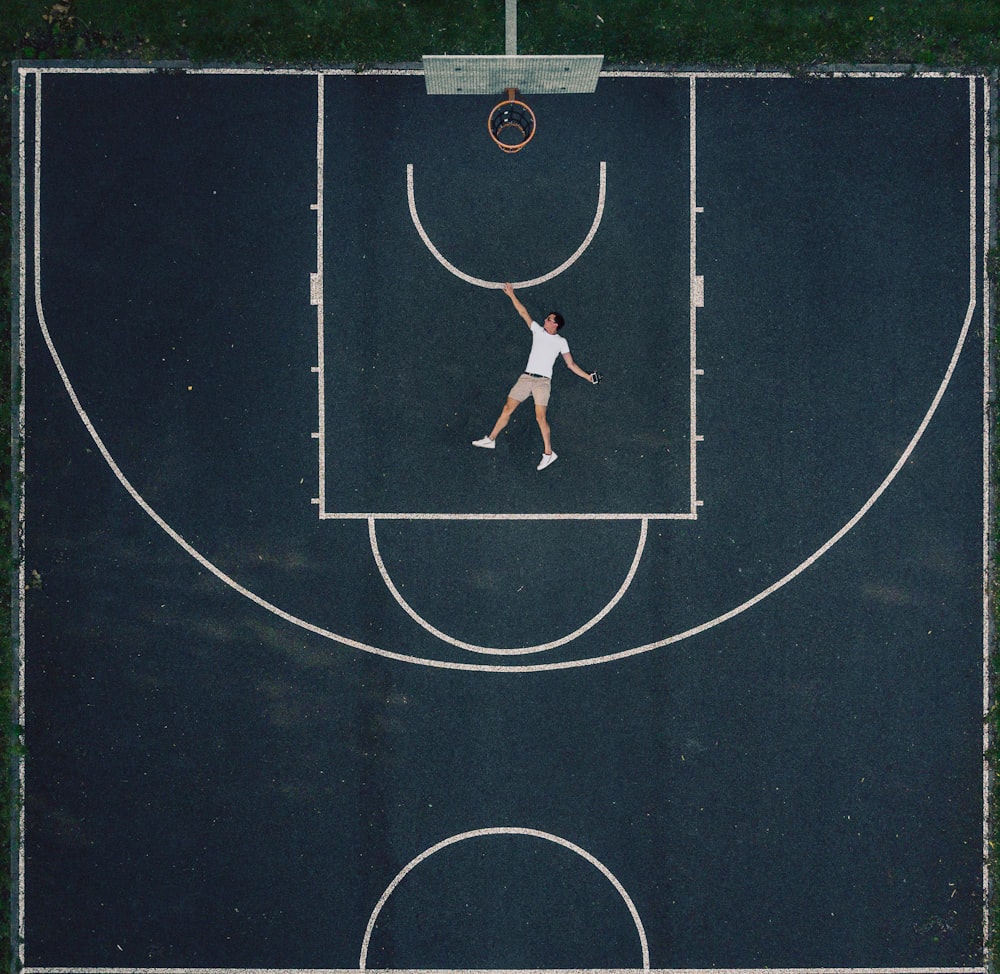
left=503, top=282, right=534, bottom=327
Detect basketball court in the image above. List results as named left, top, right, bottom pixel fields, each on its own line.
left=12, top=57, right=993, bottom=973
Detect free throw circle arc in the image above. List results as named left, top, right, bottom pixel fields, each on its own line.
left=358, top=826, right=651, bottom=972
left=406, top=161, right=607, bottom=289
left=368, top=516, right=648, bottom=655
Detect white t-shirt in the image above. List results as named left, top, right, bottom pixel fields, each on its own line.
left=524, top=321, right=570, bottom=378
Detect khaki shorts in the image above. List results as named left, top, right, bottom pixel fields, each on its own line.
left=508, top=373, right=552, bottom=406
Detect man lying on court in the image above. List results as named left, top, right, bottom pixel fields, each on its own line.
left=473, top=282, right=600, bottom=471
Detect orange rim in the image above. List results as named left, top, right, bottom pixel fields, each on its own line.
left=487, top=96, right=536, bottom=153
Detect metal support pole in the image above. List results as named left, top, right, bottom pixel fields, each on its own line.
left=505, top=0, right=517, bottom=56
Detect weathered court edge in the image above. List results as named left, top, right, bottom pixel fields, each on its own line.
left=12, top=65, right=994, bottom=974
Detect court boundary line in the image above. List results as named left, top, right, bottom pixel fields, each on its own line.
left=981, top=71, right=995, bottom=962
left=20, top=967, right=988, bottom=973
left=19, top=63, right=987, bottom=78
left=14, top=63, right=30, bottom=973
left=16, top=66, right=990, bottom=970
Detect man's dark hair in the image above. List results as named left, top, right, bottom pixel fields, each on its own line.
left=548, top=311, right=566, bottom=331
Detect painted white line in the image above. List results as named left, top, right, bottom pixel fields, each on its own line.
left=603, top=69, right=985, bottom=80
left=19, top=969, right=988, bottom=974
left=358, top=828, right=650, bottom=973
left=314, top=74, right=327, bottom=517
left=979, top=74, right=992, bottom=958
left=369, top=517, right=647, bottom=654
left=28, top=74, right=981, bottom=675
left=16, top=66, right=32, bottom=972
left=23, top=64, right=986, bottom=80
left=689, top=76, right=700, bottom=515
left=323, top=511, right=692, bottom=521
left=406, top=161, right=607, bottom=289
left=23, top=66, right=425, bottom=76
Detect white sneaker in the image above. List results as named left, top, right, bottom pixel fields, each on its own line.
left=472, top=436, right=496, bottom=449
left=537, top=452, right=558, bottom=471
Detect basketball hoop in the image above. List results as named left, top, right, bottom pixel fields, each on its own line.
left=488, top=88, right=536, bottom=153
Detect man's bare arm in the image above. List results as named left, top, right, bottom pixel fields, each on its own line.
left=503, top=282, right=534, bottom=327
left=562, top=351, right=600, bottom=384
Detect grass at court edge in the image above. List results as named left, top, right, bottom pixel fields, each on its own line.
left=0, top=0, right=998, bottom=968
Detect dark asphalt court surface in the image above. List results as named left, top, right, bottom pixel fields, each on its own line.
left=14, top=66, right=991, bottom=970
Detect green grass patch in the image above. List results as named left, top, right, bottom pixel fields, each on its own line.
left=4, top=0, right=1000, bottom=67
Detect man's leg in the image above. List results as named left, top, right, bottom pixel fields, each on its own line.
left=489, top=397, right=521, bottom=439
left=474, top=393, right=522, bottom=448
left=534, top=403, right=553, bottom=455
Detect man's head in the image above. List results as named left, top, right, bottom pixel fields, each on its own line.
left=543, top=312, right=565, bottom=334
